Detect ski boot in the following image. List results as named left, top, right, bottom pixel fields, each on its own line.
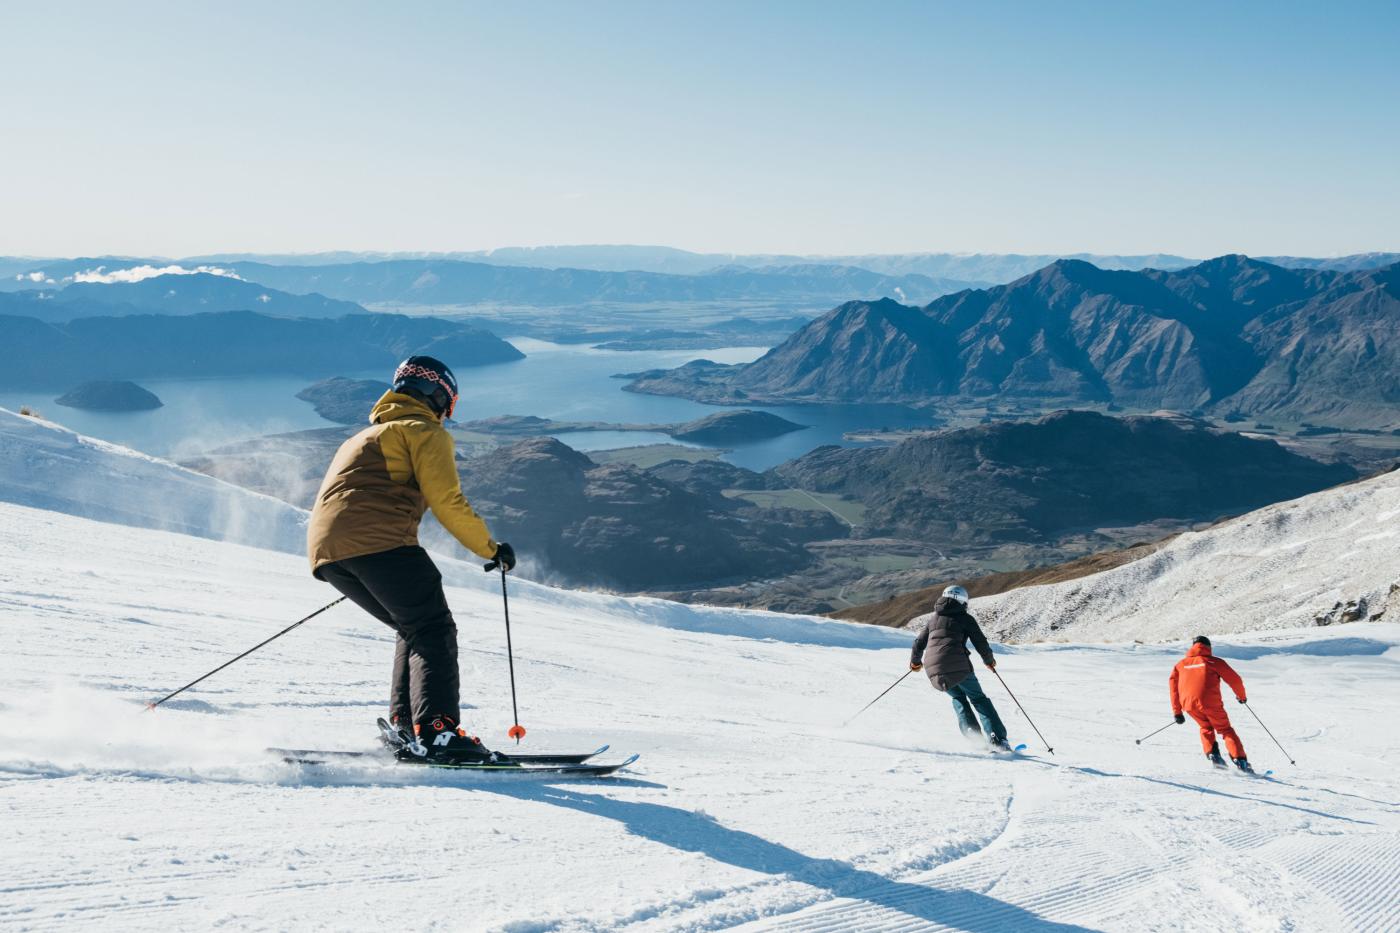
left=1206, top=742, right=1228, bottom=769
left=988, top=737, right=1013, bottom=754
left=1231, top=757, right=1254, bottom=774
left=402, top=716, right=512, bottom=764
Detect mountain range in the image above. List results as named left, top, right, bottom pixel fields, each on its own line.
left=21, top=247, right=1389, bottom=280
left=626, top=255, right=1400, bottom=429
left=214, top=260, right=975, bottom=306
left=0, top=311, right=522, bottom=388
left=2, top=257, right=977, bottom=307
left=0, top=272, right=366, bottom=321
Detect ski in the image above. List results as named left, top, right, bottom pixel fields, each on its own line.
left=394, top=754, right=638, bottom=776
left=371, top=717, right=609, bottom=764
left=271, top=744, right=612, bottom=766
left=271, top=747, right=638, bottom=777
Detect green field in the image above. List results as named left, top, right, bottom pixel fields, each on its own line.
left=724, top=488, right=867, bottom=526
left=589, top=444, right=726, bottom=468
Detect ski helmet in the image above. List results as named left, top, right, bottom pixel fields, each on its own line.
left=942, top=584, right=970, bottom=605
left=392, top=355, right=459, bottom=419
left=1193, top=635, right=1212, bottom=648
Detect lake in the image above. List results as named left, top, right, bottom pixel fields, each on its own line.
left=0, top=339, right=938, bottom=471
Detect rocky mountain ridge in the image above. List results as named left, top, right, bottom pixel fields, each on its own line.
left=626, top=256, right=1400, bottom=429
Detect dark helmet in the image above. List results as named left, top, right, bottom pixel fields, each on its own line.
left=392, top=355, right=459, bottom=419
left=1193, top=635, right=1212, bottom=648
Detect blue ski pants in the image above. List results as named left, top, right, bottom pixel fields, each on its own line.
left=947, top=671, right=1007, bottom=744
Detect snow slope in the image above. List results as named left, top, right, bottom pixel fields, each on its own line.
left=0, top=407, right=306, bottom=554
left=2, top=500, right=1398, bottom=932
left=972, top=467, right=1400, bottom=643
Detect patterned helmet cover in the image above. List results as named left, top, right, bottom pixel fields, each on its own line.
left=393, top=356, right=459, bottom=418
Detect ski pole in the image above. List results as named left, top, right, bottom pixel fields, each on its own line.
left=991, top=668, right=1054, bottom=754
left=145, top=596, right=347, bottom=711
left=1135, top=720, right=1179, bottom=745
left=843, top=668, right=916, bottom=727
left=485, top=558, right=525, bottom=743
left=1242, top=701, right=1295, bottom=765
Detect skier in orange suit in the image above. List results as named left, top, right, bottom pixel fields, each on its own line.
left=1170, top=635, right=1253, bottom=773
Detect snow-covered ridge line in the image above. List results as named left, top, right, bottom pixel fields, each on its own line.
left=969, top=466, right=1400, bottom=643
left=0, top=409, right=902, bottom=649
left=0, top=407, right=308, bottom=555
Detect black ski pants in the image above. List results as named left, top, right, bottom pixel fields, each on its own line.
left=317, top=545, right=459, bottom=731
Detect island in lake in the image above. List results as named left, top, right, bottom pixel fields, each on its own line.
left=455, top=409, right=808, bottom=445
left=55, top=380, right=163, bottom=412
left=296, top=376, right=810, bottom=444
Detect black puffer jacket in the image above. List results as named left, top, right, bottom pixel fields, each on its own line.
left=910, top=596, right=996, bottom=691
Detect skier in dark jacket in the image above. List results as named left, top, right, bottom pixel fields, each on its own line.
left=909, top=585, right=1010, bottom=751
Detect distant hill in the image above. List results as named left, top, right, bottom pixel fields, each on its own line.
left=454, top=438, right=836, bottom=590
left=55, top=380, right=163, bottom=412
left=969, top=464, right=1400, bottom=641
left=219, top=259, right=976, bottom=307
left=295, top=377, right=391, bottom=424
left=835, top=462, right=1400, bottom=640
left=1260, top=253, right=1400, bottom=272
left=0, top=273, right=367, bottom=321
left=771, top=410, right=1356, bottom=544
left=0, top=311, right=522, bottom=388
left=627, top=255, right=1400, bottom=429
left=669, top=410, right=806, bottom=444
left=186, top=248, right=1203, bottom=280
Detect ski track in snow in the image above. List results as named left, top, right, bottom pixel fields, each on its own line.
left=1, top=412, right=1399, bottom=931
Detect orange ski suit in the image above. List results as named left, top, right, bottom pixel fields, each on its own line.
left=1169, top=643, right=1247, bottom=759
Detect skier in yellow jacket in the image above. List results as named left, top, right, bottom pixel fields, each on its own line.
left=308, top=355, right=514, bottom=761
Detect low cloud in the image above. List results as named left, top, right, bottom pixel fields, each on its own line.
left=73, top=264, right=244, bottom=285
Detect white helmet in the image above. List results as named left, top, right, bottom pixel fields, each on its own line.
left=942, top=585, right=970, bottom=605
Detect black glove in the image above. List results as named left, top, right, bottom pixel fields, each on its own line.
left=1238, top=697, right=1247, bottom=705
left=1174, top=713, right=1185, bottom=724
left=492, top=542, right=516, bottom=572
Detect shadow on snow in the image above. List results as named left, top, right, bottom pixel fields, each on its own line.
left=479, top=782, right=1097, bottom=932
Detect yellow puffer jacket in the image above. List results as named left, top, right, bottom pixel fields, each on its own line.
left=307, top=391, right=497, bottom=574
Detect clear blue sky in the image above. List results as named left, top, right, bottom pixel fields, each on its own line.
left=3, top=1, right=1397, bottom=258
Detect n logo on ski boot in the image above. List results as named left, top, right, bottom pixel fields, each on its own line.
left=433, top=731, right=453, bottom=747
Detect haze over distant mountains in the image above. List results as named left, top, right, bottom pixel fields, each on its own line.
left=0, top=312, right=522, bottom=388
left=171, top=246, right=1400, bottom=279
left=0, top=272, right=365, bottom=322
left=6, top=248, right=1397, bottom=306
left=3, top=257, right=977, bottom=307
left=628, top=255, right=1400, bottom=430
